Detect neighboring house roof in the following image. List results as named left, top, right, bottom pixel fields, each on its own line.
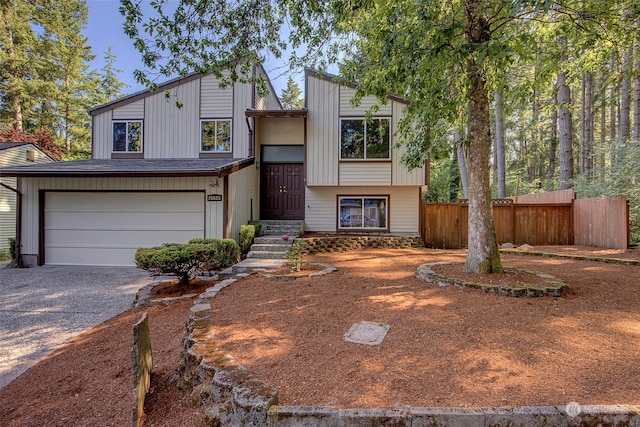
left=305, top=68, right=409, bottom=105
left=0, top=158, right=254, bottom=178
left=0, top=142, right=57, bottom=162
left=0, top=142, right=30, bottom=151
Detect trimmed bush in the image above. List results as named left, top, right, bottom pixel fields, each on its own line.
left=239, top=224, right=256, bottom=254
left=135, top=239, right=240, bottom=285
left=8, top=237, right=16, bottom=260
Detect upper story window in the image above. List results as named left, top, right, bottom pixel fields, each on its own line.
left=340, top=118, right=390, bottom=160
left=113, top=121, right=142, bottom=152
left=201, top=120, right=232, bottom=153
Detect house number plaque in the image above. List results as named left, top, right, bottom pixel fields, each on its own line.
left=207, top=194, right=223, bottom=202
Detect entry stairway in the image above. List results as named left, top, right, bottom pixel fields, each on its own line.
left=221, top=220, right=304, bottom=275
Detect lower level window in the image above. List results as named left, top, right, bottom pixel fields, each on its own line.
left=339, top=196, right=388, bottom=230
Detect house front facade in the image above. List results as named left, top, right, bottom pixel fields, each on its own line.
left=0, top=68, right=427, bottom=267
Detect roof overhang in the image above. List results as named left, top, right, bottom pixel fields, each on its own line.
left=245, top=109, right=307, bottom=118
left=0, top=157, right=255, bottom=178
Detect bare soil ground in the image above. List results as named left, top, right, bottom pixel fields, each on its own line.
left=1, top=246, right=639, bottom=426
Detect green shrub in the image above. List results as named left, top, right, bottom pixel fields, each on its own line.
left=239, top=224, right=256, bottom=254
left=8, top=237, right=16, bottom=260
left=286, top=239, right=308, bottom=271
left=135, top=239, right=240, bottom=285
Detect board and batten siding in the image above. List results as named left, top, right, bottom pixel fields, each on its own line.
left=91, top=111, right=112, bottom=159
left=233, top=81, right=254, bottom=158
left=391, top=100, right=426, bottom=186
left=18, top=176, right=225, bottom=259
left=144, top=79, right=201, bottom=158
left=306, top=75, right=339, bottom=186
left=0, top=145, right=53, bottom=251
left=254, top=66, right=282, bottom=110
left=226, top=165, right=259, bottom=242
left=304, top=186, right=421, bottom=234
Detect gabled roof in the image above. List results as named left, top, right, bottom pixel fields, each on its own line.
left=90, top=64, right=282, bottom=116
left=0, top=158, right=254, bottom=178
left=0, top=142, right=30, bottom=151
left=0, top=142, right=57, bottom=162
left=305, top=68, right=409, bottom=105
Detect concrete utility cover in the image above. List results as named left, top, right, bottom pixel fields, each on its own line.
left=344, top=321, right=390, bottom=345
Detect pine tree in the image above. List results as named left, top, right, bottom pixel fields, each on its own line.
left=280, top=76, right=304, bottom=109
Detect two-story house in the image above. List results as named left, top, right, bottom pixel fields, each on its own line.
left=0, top=68, right=427, bottom=267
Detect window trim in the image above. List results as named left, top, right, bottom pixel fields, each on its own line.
left=337, top=195, right=389, bottom=231
left=112, top=120, right=143, bottom=154
left=200, top=118, right=233, bottom=155
left=339, top=117, right=391, bottom=161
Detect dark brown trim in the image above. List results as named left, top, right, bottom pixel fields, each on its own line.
left=245, top=109, right=307, bottom=118
left=89, top=73, right=204, bottom=116
left=305, top=68, right=409, bottom=105
left=199, top=152, right=233, bottom=159
left=38, top=190, right=45, bottom=266
left=2, top=158, right=256, bottom=178
left=111, top=152, right=144, bottom=159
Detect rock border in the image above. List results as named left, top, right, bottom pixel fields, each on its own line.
left=417, top=262, right=568, bottom=297
left=177, top=270, right=639, bottom=426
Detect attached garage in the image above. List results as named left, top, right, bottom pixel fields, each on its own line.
left=44, top=191, right=205, bottom=266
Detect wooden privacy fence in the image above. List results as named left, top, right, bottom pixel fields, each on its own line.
left=421, top=194, right=629, bottom=249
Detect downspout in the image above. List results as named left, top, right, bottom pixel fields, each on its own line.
left=0, top=181, right=23, bottom=267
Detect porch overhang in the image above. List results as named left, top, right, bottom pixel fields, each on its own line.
left=245, top=109, right=307, bottom=118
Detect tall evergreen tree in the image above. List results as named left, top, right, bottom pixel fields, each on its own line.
left=280, top=76, right=304, bottom=109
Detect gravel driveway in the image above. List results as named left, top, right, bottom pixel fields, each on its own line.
left=0, top=265, right=155, bottom=389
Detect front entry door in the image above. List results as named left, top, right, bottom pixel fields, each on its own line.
left=261, top=163, right=304, bottom=219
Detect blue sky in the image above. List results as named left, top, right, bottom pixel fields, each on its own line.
left=84, top=0, right=304, bottom=99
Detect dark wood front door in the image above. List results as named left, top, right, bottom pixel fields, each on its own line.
left=261, top=163, right=304, bottom=219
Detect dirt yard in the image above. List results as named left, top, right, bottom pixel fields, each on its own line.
left=0, top=246, right=638, bottom=426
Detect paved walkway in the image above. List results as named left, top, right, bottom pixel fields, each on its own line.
left=0, top=265, right=155, bottom=389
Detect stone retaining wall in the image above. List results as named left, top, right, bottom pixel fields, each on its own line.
left=299, top=235, right=423, bottom=254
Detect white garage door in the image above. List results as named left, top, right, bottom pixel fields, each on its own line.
left=44, top=192, right=205, bottom=266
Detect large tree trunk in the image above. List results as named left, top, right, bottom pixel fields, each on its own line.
left=557, top=69, right=573, bottom=190
left=463, top=0, right=502, bottom=274
left=548, top=84, right=558, bottom=180
left=2, top=5, right=23, bottom=132
left=581, top=73, right=593, bottom=181
left=493, top=90, right=506, bottom=198
left=634, top=52, right=640, bottom=140
left=619, top=47, right=632, bottom=144
left=456, top=131, right=469, bottom=199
